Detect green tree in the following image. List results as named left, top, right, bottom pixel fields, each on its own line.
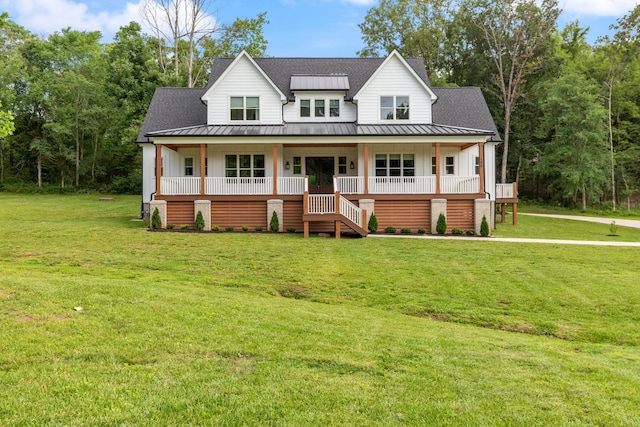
left=535, top=70, right=608, bottom=210
left=217, top=12, right=269, bottom=58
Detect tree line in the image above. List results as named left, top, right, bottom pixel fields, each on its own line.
left=1, top=0, right=639, bottom=210
left=0, top=1, right=267, bottom=194
left=359, top=0, right=640, bottom=210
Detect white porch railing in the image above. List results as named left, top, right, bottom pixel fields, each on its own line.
left=161, top=177, right=201, bottom=195
left=278, top=177, right=305, bottom=195
left=205, top=177, right=273, bottom=195
left=440, top=176, right=479, bottom=193
left=496, top=183, right=517, bottom=199
left=368, top=176, right=436, bottom=194
left=340, top=195, right=363, bottom=228
left=307, top=195, right=335, bottom=214
left=336, top=177, right=364, bottom=194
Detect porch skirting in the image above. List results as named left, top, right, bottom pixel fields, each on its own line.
left=157, top=196, right=482, bottom=234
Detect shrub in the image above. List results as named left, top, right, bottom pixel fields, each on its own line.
left=286, top=227, right=296, bottom=233
left=151, top=207, right=161, bottom=229
left=436, top=213, right=447, bottom=235
left=609, top=221, right=618, bottom=235
left=269, top=211, right=279, bottom=232
left=225, top=226, right=234, bottom=232
left=385, top=226, right=396, bottom=234
left=465, top=229, right=476, bottom=236
left=180, top=224, right=189, bottom=230
left=480, top=215, right=490, bottom=237
left=254, top=226, right=263, bottom=232
left=211, top=225, right=219, bottom=232
left=166, top=223, right=174, bottom=230
left=242, top=225, right=249, bottom=232
left=417, top=228, right=426, bottom=235
left=401, top=227, right=411, bottom=234
left=194, top=211, right=205, bottom=231
left=452, top=228, right=463, bottom=235
left=368, top=212, right=378, bottom=232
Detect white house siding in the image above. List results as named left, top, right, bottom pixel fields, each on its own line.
left=485, top=142, right=497, bottom=200
left=204, top=56, right=283, bottom=125
left=142, top=144, right=156, bottom=204
left=281, top=146, right=359, bottom=178
left=283, top=92, right=356, bottom=122
left=355, top=55, right=434, bottom=124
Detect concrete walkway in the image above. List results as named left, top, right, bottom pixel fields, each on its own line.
left=368, top=233, right=640, bottom=247
left=519, top=213, right=640, bottom=230
left=369, top=212, right=640, bottom=246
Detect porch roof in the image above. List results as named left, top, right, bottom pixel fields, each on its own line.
left=146, top=122, right=495, bottom=138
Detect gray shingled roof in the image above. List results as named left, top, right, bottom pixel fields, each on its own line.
left=137, top=57, right=501, bottom=143
left=146, top=122, right=494, bottom=138
left=206, top=57, right=431, bottom=101
left=136, top=87, right=206, bottom=143
left=432, top=87, right=501, bottom=142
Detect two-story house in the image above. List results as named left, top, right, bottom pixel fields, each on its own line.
left=137, top=50, right=517, bottom=237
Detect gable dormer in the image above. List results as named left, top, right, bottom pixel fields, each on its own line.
left=201, top=51, right=286, bottom=125
left=353, top=50, right=437, bottom=125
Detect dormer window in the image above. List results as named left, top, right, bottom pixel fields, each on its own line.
left=315, top=100, right=325, bottom=117
left=230, top=96, right=259, bottom=121
left=380, top=96, right=409, bottom=120
left=300, top=99, right=311, bottom=117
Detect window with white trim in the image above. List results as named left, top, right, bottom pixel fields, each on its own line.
left=230, top=96, right=259, bottom=121
left=315, top=99, right=325, bottom=117
left=431, top=156, right=436, bottom=175
left=300, top=100, right=310, bottom=117
left=184, top=157, right=194, bottom=176
left=445, top=156, right=455, bottom=175
left=330, top=99, right=340, bottom=117
left=475, top=156, right=480, bottom=175
left=375, top=154, right=415, bottom=177
left=154, top=157, right=164, bottom=177
left=380, top=96, right=409, bottom=120
left=225, top=154, right=265, bottom=178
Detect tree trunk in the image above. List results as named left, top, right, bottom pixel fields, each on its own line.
left=515, top=148, right=523, bottom=184
left=37, top=152, right=42, bottom=188
left=0, top=140, right=4, bottom=183
left=500, top=112, right=511, bottom=184
left=607, top=79, right=616, bottom=211
left=582, top=186, right=587, bottom=211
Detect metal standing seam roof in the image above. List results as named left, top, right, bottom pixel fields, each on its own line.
left=146, top=122, right=495, bottom=138
left=290, top=74, right=350, bottom=91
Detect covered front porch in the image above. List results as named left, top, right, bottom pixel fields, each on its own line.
left=152, top=141, right=492, bottom=197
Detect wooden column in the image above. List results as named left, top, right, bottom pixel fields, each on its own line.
left=513, top=202, right=518, bottom=225
left=155, top=144, right=162, bottom=196
left=501, top=204, right=506, bottom=223
left=272, top=143, right=278, bottom=196
left=200, top=144, right=206, bottom=196
left=435, top=143, right=441, bottom=194
left=303, top=175, right=309, bottom=238
left=363, top=143, right=369, bottom=195
left=478, top=141, right=485, bottom=194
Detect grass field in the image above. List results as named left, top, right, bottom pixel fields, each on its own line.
left=1, top=193, right=639, bottom=426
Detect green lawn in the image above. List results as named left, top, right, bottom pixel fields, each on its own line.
left=1, top=194, right=639, bottom=426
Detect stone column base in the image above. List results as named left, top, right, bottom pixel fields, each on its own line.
left=195, top=200, right=212, bottom=230
left=267, top=199, right=283, bottom=232
left=431, top=199, right=447, bottom=234
left=149, top=200, right=167, bottom=229
left=475, top=198, right=492, bottom=235
left=358, top=199, right=375, bottom=229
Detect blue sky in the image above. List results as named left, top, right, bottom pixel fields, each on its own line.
left=0, top=0, right=637, bottom=57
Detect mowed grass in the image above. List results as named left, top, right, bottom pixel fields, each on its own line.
left=1, top=194, right=639, bottom=426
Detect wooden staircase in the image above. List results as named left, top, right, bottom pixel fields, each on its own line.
left=302, top=176, right=368, bottom=238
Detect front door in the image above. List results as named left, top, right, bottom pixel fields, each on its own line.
left=306, top=157, right=334, bottom=194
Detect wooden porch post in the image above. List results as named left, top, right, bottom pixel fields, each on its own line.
left=334, top=179, right=341, bottom=239
left=363, top=143, right=369, bottom=195
left=501, top=204, right=506, bottom=223
left=435, top=143, right=441, bottom=194
left=200, top=144, right=206, bottom=196
left=513, top=182, right=518, bottom=225
left=272, top=143, right=278, bottom=196
left=478, top=141, right=485, bottom=194
left=155, top=144, right=162, bottom=196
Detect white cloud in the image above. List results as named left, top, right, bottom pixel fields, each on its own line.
left=0, top=0, right=141, bottom=38
left=340, top=0, right=376, bottom=5
left=561, top=0, right=638, bottom=17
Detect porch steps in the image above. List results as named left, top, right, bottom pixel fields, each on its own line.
left=303, top=191, right=368, bottom=238
left=303, top=212, right=368, bottom=237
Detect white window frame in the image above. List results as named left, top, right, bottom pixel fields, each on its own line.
left=230, top=96, right=260, bottom=121
left=445, top=156, right=455, bottom=175
left=225, top=154, right=266, bottom=178
left=375, top=153, right=415, bottom=177
left=474, top=156, right=480, bottom=175
left=184, top=157, right=194, bottom=176
left=300, top=99, right=311, bottom=118
left=380, top=96, right=410, bottom=121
